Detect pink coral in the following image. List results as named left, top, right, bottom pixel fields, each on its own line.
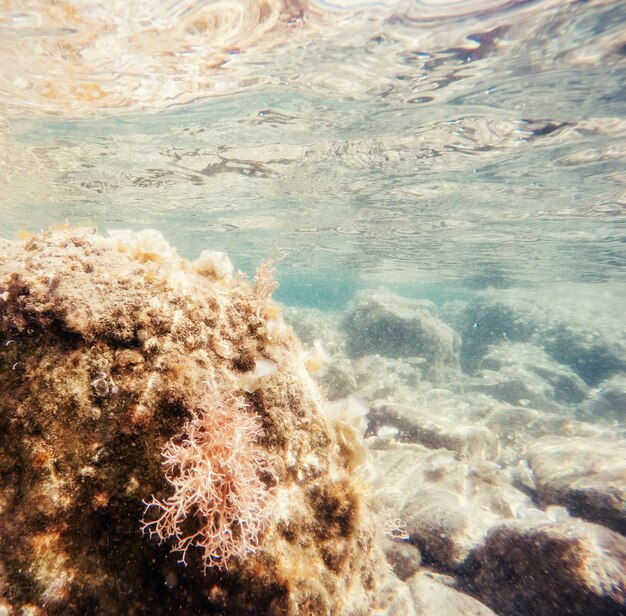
left=142, top=386, right=275, bottom=570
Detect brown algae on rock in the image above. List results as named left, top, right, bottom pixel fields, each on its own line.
left=0, top=227, right=390, bottom=614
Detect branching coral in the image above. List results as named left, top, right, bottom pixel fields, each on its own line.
left=142, top=384, right=275, bottom=570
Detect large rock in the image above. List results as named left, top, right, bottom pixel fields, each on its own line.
left=341, top=289, right=461, bottom=383
left=369, top=399, right=500, bottom=462
left=381, top=538, right=422, bottom=582
left=407, top=571, right=497, bottom=616
left=370, top=573, right=418, bottom=616
left=282, top=308, right=361, bottom=400
left=369, top=441, right=529, bottom=569
left=580, top=373, right=626, bottom=423
left=527, top=435, right=626, bottom=534
left=469, top=518, right=626, bottom=616
left=456, top=295, right=536, bottom=372
left=481, top=404, right=606, bottom=467
left=0, top=228, right=390, bottom=615
left=283, top=306, right=344, bottom=355
left=458, top=287, right=626, bottom=385
left=539, top=319, right=626, bottom=388
left=351, top=354, right=424, bottom=404
left=473, top=342, right=588, bottom=411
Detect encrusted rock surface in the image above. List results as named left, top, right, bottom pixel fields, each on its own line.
left=468, top=519, right=626, bottom=616
left=368, top=441, right=529, bottom=569
left=407, top=571, right=498, bottom=616
left=341, top=290, right=461, bottom=383
left=6, top=238, right=623, bottom=616
left=527, top=435, right=626, bottom=534
left=381, top=538, right=421, bottom=582
left=0, top=228, right=391, bottom=615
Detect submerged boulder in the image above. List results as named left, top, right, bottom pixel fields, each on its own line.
left=580, top=373, right=626, bottom=423
left=458, top=288, right=626, bottom=385
left=369, top=441, right=529, bottom=570
left=469, top=518, right=626, bottom=616
left=474, top=342, right=588, bottom=411
left=407, top=571, right=497, bottom=616
left=341, top=290, right=461, bottom=383
left=0, top=228, right=390, bottom=615
left=527, top=435, right=626, bottom=535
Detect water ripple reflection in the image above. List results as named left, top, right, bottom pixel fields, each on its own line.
left=0, top=0, right=624, bottom=287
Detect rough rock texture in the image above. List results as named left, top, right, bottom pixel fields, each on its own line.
left=469, top=519, right=626, bottom=616
left=407, top=571, right=497, bottom=616
left=341, top=290, right=461, bottom=383
left=473, top=342, right=588, bottom=411
left=452, top=295, right=536, bottom=373
left=0, top=228, right=389, bottom=615
left=580, top=373, right=626, bottom=423
left=456, top=288, right=626, bottom=385
left=368, top=399, right=499, bottom=462
left=381, top=538, right=421, bottom=582
left=480, top=404, right=604, bottom=467
left=317, top=358, right=360, bottom=401
left=369, top=574, right=417, bottom=616
left=283, top=308, right=360, bottom=401
left=283, top=307, right=343, bottom=356
left=368, top=441, right=529, bottom=569
left=527, top=435, right=626, bottom=534
left=351, top=355, right=424, bottom=405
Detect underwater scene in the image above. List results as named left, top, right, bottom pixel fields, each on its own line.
left=0, top=1, right=625, bottom=614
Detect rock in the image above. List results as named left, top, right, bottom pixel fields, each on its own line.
left=459, top=287, right=626, bottom=386
left=481, top=404, right=605, bottom=467
left=369, top=442, right=529, bottom=569
left=341, top=289, right=461, bottom=383
left=469, top=518, right=626, bottom=616
left=282, top=306, right=343, bottom=355
left=474, top=342, right=588, bottom=410
left=364, top=385, right=501, bottom=462
left=401, top=486, right=485, bottom=569
left=469, top=366, right=567, bottom=413
left=351, top=355, right=424, bottom=404
left=408, top=571, right=497, bottom=616
left=456, top=295, right=536, bottom=372
left=539, top=319, right=626, bottom=388
left=282, top=308, right=360, bottom=400
left=382, top=538, right=422, bottom=581
left=580, top=373, right=626, bottom=423
left=369, top=399, right=500, bottom=462
left=311, top=356, right=356, bottom=401
left=0, top=228, right=391, bottom=615
left=527, top=435, right=626, bottom=534
left=371, top=573, right=418, bottom=616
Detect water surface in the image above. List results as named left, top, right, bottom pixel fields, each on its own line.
left=1, top=0, right=624, bottom=299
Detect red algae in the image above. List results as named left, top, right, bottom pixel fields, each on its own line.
left=0, top=227, right=390, bottom=615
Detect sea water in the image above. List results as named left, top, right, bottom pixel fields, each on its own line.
left=1, top=0, right=625, bottom=613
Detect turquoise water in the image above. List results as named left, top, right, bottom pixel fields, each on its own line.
left=2, top=1, right=625, bottom=304
left=1, top=2, right=625, bottom=613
